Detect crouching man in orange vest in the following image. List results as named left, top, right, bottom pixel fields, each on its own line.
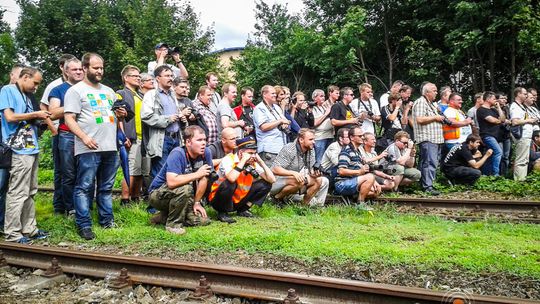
left=209, top=136, right=276, bottom=223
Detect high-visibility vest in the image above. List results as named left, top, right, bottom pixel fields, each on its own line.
left=443, top=111, right=460, bottom=140
left=209, top=155, right=254, bottom=204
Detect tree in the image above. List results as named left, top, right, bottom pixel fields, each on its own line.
left=0, top=9, right=16, bottom=84
left=14, top=0, right=221, bottom=95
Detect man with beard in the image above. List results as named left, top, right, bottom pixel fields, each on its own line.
left=233, top=87, right=256, bottom=138
left=209, top=136, right=275, bottom=223
left=193, top=85, right=219, bottom=145
left=48, top=57, right=85, bottom=216
left=1, top=67, right=51, bottom=243
left=64, top=53, right=127, bottom=240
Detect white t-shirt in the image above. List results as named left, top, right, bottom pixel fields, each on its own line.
left=312, top=105, right=334, bottom=140
left=41, top=77, right=63, bottom=127
left=147, top=61, right=181, bottom=78
left=379, top=92, right=390, bottom=109
left=350, top=98, right=380, bottom=134
left=443, top=107, right=473, bottom=144
left=510, top=102, right=534, bottom=138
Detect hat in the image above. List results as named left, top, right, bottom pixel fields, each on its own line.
left=236, top=136, right=257, bottom=150
left=155, top=42, right=169, bottom=49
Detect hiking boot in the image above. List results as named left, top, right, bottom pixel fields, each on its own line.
left=217, top=212, right=236, bottom=224
left=150, top=213, right=166, bottom=225
left=78, top=227, right=96, bottom=240
left=165, top=226, right=186, bottom=235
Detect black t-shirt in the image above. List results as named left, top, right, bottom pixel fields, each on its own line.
left=381, top=105, right=402, bottom=138
left=476, top=107, right=500, bottom=138
left=442, top=143, right=474, bottom=169
left=330, top=101, right=355, bottom=135
left=208, top=141, right=225, bottom=160
left=294, top=109, right=314, bottom=128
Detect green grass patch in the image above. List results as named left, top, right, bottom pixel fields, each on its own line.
left=34, top=193, right=540, bottom=278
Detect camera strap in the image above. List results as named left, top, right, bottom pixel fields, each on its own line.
left=15, top=83, right=33, bottom=115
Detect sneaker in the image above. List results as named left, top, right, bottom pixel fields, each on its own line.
left=30, top=229, right=49, bottom=240
left=199, top=217, right=212, bottom=226
left=120, top=199, right=131, bottom=206
left=67, top=210, right=76, bottom=218
left=146, top=206, right=158, bottom=214
left=16, top=236, right=33, bottom=244
left=424, top=188, right=441, bottom=196
left=217, top=212, right=236, bottom=224
left=356, top=202, right=374, bottom=211
left=102, top=221, right=117, bottom=229
left=237, top=210, right=254, bottom=218
left=165, top=226, right=186, bottom=235
left=78, top=227, right=96, bottom=240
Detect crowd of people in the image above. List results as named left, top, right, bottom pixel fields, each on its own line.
left=1, top=44, right=539, bottom=243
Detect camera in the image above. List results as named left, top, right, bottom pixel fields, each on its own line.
left=209, top=170, right=219, bottom=182
left=167, top=46, right=181, bottom=56
left=278, top=124, right=292, bottom=135
left=312, top=162, right=324, bottom=174
left=383, top=167, right=397, bottom=175
left=367, top=111, right=374, bottom=117
left=384, top=154, right=396, bottom=163
left=441, top=116, right=452, bottom=126
left=368, top=163, right=384, bottom=172
left=244, top=165, right=259, bottom=179
left=189, top=107, right=200, bottom=117
left=307, top=101, right=317, bottom=108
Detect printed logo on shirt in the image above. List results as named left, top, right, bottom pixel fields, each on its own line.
left=346, top=110, right=353, bottom=120
left=87, top=93, right=115, bottom=124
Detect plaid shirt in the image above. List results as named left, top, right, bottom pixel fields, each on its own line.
left=193, top=99, right=219, bottom=145
left=272, top=141, right=315, bottom=173
left=412, top=96, right=444, bottom=144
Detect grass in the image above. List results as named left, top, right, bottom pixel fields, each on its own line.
left=34, top=193, right=540, bottom=279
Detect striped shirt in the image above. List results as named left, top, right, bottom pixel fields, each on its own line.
left=412, top=96, right=444, bottom=144
left=337, top=144, right=365, bottom=180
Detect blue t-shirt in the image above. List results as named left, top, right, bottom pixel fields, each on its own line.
left=49, top=82, right=72, bottom=126
left=149, top=146, right=213, bottom=192
left=0, top=84, right=39, bottom=155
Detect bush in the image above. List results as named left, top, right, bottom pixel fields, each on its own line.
left=38, top=131, right=54, bottom=170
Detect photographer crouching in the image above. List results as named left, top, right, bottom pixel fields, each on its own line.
left=208, top=137, right=276, bottom=223
left=147, top=125, right=212, bottom=235
left=270, top=128, right=329, bottom=207
left=379, top=131, right=421, bottom=191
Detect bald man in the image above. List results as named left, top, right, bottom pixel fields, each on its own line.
left=208, top=128, right=239, bottom=167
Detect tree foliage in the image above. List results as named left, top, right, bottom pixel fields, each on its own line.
left=0, top=9, right=16, bottom=84
left=234, top=0, right=540, bottom=99
left=14, top=0, right=222, bottom=94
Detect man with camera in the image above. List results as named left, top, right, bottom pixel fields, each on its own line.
left=173, top=77, right=197, bottom=126
left=510, top=87, right=537, bottom=180
left=359, top=132, right=395, bottom=192
left=379, top=131, right=421, bottom=191
left=233, top=87, right=256, bottom=138
left=330, top=87, right=361, bottom=137
left=147, top=125, right=211, bottom=235
left=270, top=128, right=329, bottom=207
left=148, top=43, right=188, bottom=80
left=379, top=80, right=404, bottom=109
left=142, top=65, right=188, bottom=181
left=1, top=67, right=51, bottom=244
left=411, top=82, right=444, bottom=195
left=253, top=85, right=291, bottom=167
left=442, top=134, right=493, bottom=185
left=290, top=91, right=314, bottom=129
left=208, top=136, right=275, bottom=223
left=64, top=53, right=128, bottom=240
left=334, top=126, right=376, bottom=210
left=351, top=83, right=381, bottom=135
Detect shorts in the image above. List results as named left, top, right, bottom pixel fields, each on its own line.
left=333, top=177, right=359, bottom=196
left=128, top=141, right=151, bottom=176
left=387, top=164, right=421, bottom=181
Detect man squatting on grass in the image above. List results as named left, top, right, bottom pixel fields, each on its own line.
left=147, top=125, right=212, bottom=235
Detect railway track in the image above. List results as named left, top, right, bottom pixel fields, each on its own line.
left=1, top=242, right=537, bottom=304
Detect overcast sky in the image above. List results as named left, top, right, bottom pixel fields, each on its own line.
left=1, top=0, right=305, bottom=51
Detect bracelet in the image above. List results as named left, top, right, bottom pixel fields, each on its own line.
left=234, top=165, right=243, bottom=172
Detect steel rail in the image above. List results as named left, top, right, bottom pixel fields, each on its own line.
left=1, top=242, right=537, bottom=304
left=375, top=197, right=540, bottom=213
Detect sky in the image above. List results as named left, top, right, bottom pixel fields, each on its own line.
left=1, top=0, right=305, bottom=51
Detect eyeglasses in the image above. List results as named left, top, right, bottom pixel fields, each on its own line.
left=141, top=78, right=153, bottom=82
left=399, top=140, right=409, bottom=145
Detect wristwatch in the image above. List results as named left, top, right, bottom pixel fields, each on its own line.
left=234, top=165, right=243, bottom=172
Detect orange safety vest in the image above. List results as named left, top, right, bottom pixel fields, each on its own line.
left=443, top=111, right=460, bottom=140
left=209, top=155, right=254, bottom=204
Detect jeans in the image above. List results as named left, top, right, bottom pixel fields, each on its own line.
left=0, top=168, right=9, bottom=231
left=444, top=166, right=482, bottom=185
left=74, top=151, right=119, bottom=229
left=58, top=131, right=76, bottom=213
left=150, top=135, right=179, bottom=180
left=418, top=141, right=441, bottom=190
left=481, top=136, right=502, bottom=176
left=499, top=138, right=511, bottom=177
left=314, top=138, right=333, bottom=164
left=52, top=135, right=64, bottom=213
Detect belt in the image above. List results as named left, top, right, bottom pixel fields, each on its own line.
left=165, top=131, right=179, bottom=139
